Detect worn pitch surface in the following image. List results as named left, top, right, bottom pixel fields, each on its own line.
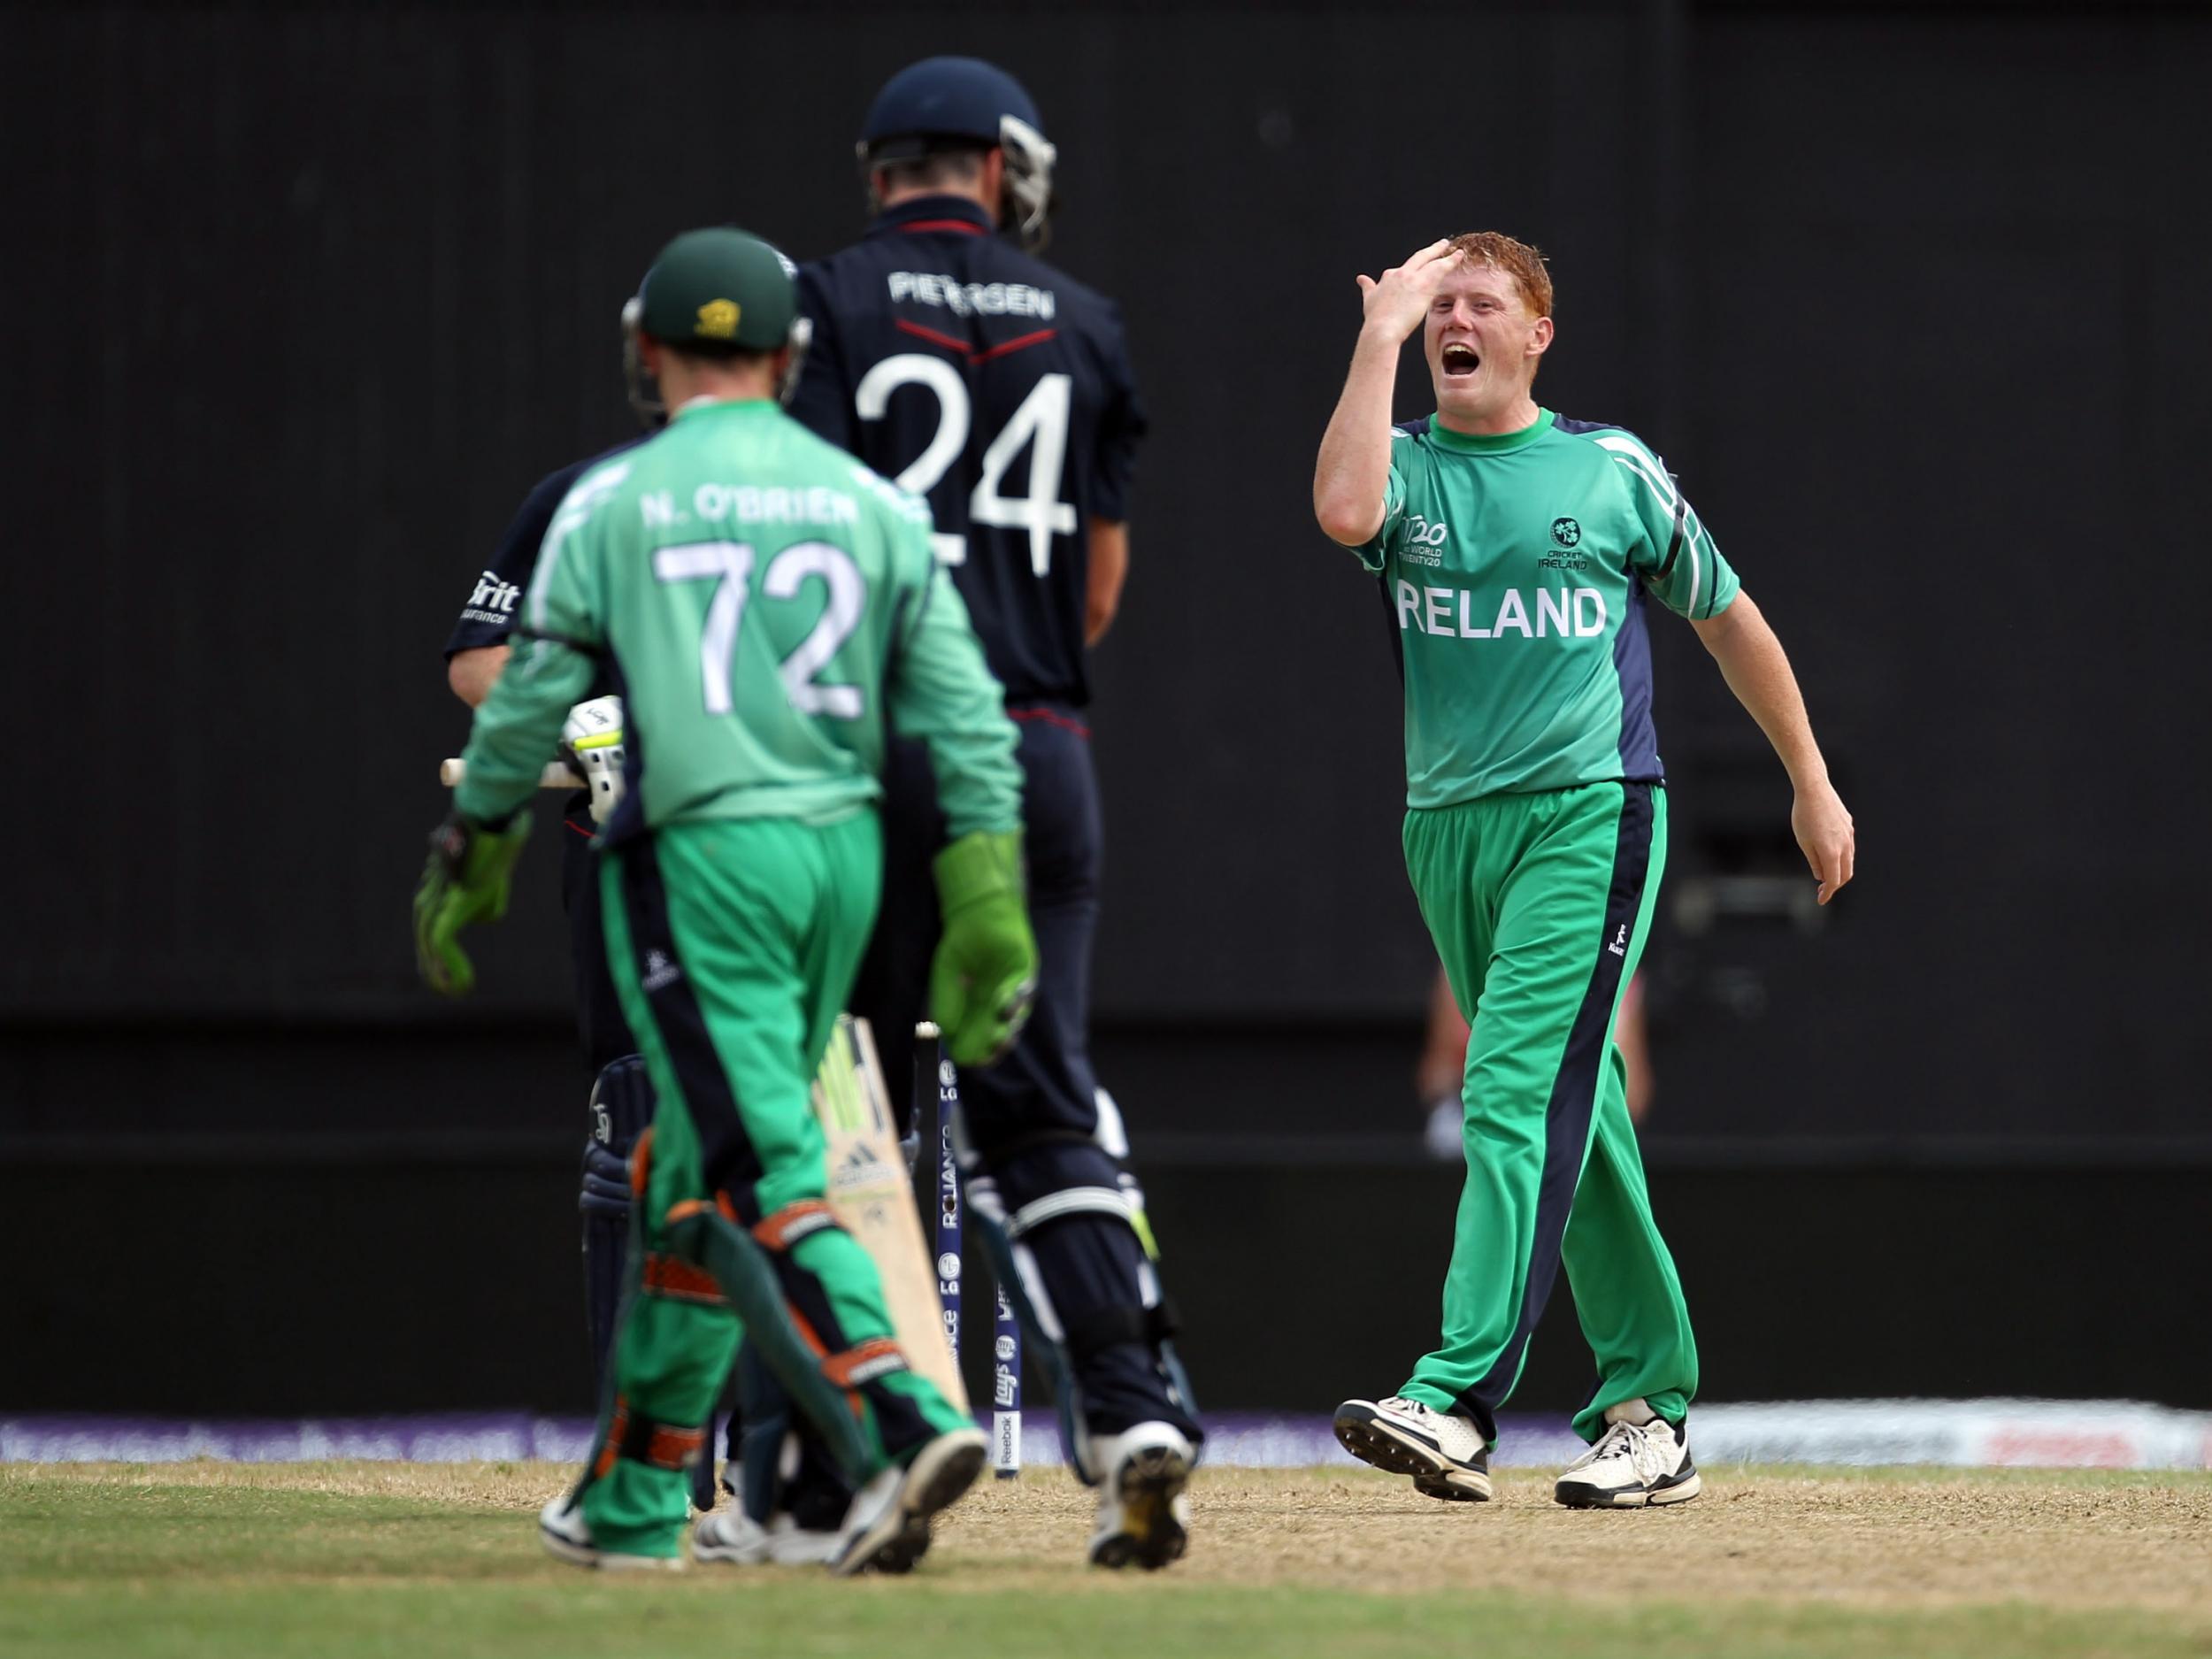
left=4, top=1462, right=2208, bottom=1658
left=953, top=1462, right=2212, bottom=1609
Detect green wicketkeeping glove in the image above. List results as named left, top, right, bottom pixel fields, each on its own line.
left=930, top=829, right=1039, bottom=1068
left=412, top=810, right=533, bottom=998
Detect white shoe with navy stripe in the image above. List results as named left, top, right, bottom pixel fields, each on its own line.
left=1554, top=1401, right=1701, bottom=1509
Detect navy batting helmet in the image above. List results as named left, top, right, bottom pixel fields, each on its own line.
left=857, top=56, right=1057, bottom=251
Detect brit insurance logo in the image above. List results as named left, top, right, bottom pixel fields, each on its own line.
left=461, top=569, right=522, bottom=626
left=1540, top=515, right=1588, bottom=572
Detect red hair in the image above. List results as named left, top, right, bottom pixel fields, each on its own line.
left=1447, top=231, right=1553, bottom=319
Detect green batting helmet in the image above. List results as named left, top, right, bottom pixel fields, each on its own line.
left=620, top=227, right=811, bottom=423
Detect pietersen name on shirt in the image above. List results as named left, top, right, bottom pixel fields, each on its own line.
left=887, top=272, right=1056, bottom=319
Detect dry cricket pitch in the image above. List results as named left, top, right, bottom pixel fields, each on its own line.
left=4, top=1461, right=2208, bottom=1659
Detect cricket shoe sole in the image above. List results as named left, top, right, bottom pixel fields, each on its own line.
left=1333, top=1399, right=1493, bottom=1502
left=1087, top=1424, right=1194, bottom=1571
left=1412, top=1471, right=1494, bottom=1503
left=538, top=1496, right=686, bottom=1571
left=1555, top=1466, right=1703, bottom=1509
left=830, top=1427, right=987, bottom=1577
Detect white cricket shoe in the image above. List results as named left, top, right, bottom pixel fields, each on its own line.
left=1333, top=1395, right=1492, bottom=1502
left=537, top=1494, right=686, bottom=1571
left=829, top=1426, right=987, bottom=1577
left=1087, top=1421, right=1194, bottom=1571
left=1554, top=1399, right=1701, bottom=1508
left=690, top=1508, right=844, bottom=1567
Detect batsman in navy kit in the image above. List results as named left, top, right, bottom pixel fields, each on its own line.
left=446, top=440, right=652, bottom=1406
left=764, top=57, right=1202, bottom=1568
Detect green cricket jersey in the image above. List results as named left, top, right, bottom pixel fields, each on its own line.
left=456, top=397, right=1021, bottom=840
left=1353, top=409, right=1740, bottom=809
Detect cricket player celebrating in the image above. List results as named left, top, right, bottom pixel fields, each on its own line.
left=1315, top=234, right=1855, bottom=1508
left=414, top=228, right=1035, bottom=1573
left=766, top=56, right=1201, bottom=1570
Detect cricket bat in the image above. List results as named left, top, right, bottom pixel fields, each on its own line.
left=811, top=1014, right=968, bottom=1412
left=434, top=760, right=953, bottom=1401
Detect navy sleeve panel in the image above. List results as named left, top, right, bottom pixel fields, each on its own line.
left=1377, top=426, right=1419, bottom=679
left=442, top=439, right=641, bottom=660
left=1088, top=303, right=1146, bottom=522
left=1552, top=413, right=1622, bottom=437
left=788, top=264, right=855, bottom=452
left=1377, top=572, right=1406, bottom=687
left=795, top=215, right=1141, bottom=706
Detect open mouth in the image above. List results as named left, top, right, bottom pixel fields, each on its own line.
left=1441, top=343, right=1480, bottom=378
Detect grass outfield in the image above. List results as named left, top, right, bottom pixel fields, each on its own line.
left=3, top=1462, right=2208, bottom=1659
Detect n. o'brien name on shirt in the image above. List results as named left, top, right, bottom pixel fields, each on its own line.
left=885, top=271, right=1057, bottom=320
left=1354, top=410, right=1740, bottom=810
left=637, top=482, right=867, bottom=532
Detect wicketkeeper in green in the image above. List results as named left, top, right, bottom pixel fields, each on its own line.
left=1316, top=233, right=1855, bottom=1508
left=413, top=228, right=1035, bottom=1572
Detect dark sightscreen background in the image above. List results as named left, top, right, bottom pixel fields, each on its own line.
left=6, top=4, right=2206, bottom=1146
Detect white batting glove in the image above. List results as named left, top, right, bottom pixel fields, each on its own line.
left=1424, top=1095, right=1465, bottom=1163
left=559, top=695, right=627, bottom=826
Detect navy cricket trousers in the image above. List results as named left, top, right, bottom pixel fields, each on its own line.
left=857, top=702, right=1104, bottom=1151
left=857, top=702, right=1193, bottom=1441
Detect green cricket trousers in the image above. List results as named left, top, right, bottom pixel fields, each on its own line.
left=1400, top=780, right=1698, bottom=1446
left=574, top=813, right=969, bottom=1557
